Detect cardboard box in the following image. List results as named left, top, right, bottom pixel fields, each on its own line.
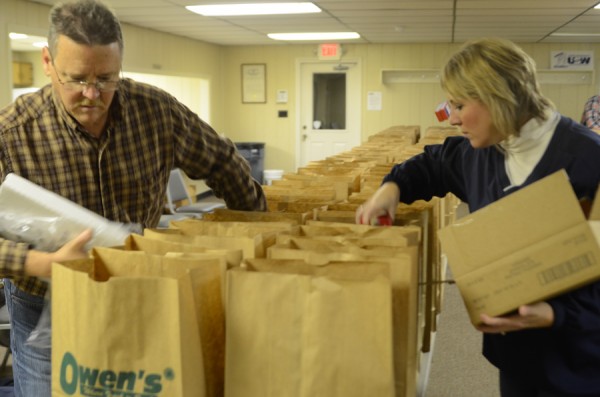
left=434, top=101, right=450, bottom=122
left=438, top=170, right=600, bottom=325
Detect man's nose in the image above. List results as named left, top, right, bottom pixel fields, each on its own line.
left=82, top=83, right=101, bottom=99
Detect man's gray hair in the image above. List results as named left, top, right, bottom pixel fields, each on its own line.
left=48, top=0, right=123, bottom=57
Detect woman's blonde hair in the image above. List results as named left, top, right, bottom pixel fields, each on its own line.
left=441, top=38, right=553, bottom=140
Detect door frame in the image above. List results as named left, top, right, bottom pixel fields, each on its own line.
left=295, top=58, right=362, bottom=170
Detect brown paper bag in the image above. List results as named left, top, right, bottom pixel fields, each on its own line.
left=125, top=233, right=242, bottom=268
left=143, top=228, right=262, bottom=258
left=267, top=239, right=420, bottom=397
left=169, top=219, right=293, bottom=236
left=279, top=222, right=421, bottom=248
left=52, top=247, right=223, bottom=397
left=202, top=208, right=309, bottom=225
left=225, top=259, right=395, bottom=397
left=124, top=233, right=234, bottom=339
left=151, top=219, right=292, bottom=258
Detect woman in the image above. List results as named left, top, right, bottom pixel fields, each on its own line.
left=356, top=38, right=600, bottom=396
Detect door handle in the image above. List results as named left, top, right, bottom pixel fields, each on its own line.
left=302, top=134, right=308, bottom=141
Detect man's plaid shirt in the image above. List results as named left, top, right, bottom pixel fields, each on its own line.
left=0, top=79, right=266, bottom=296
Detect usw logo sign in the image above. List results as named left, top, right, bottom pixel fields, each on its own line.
left=551, top=51, right=594, bottom=70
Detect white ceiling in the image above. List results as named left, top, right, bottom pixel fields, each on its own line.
left=18, top=0, right=600, bottom=47
left=10, top=34, right=47, bottom=52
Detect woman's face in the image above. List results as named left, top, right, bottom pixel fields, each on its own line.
left=447, top=98, right=500, bottom=148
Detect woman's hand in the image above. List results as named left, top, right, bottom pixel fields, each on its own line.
left=24, top=229, right=93, bottom=278
left=355, top=182, right=400, bottom=225
left=476, top=301, right=554, bottom=334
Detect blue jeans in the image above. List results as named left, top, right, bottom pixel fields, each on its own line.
left=3, top=279, right=50, bottom=397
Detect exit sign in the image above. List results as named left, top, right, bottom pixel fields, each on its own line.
left=318, top=43, right=342, bottom=60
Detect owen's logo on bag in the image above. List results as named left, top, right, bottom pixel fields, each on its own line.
left=59, top=352, right=174, bottom=396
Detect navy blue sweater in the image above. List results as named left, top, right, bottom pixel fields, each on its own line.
left=383, top=116, right=600, bottom=395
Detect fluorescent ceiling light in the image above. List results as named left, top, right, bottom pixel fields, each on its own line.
left=186, top=2, right=321, bottom=16
left=268, top=32, right=360, bottom=41
left=9, top=32, right=28, bottom=40
left=594, top=3, right=600, bottom=8
left=550, top=32, right=600, bottom=37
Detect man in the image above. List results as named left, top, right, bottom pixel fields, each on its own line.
left=581, top=94, right=600, bottom=133
left=0, top=0, right=266, bottom=395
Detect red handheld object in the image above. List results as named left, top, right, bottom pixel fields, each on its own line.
left=369, top=214, right=392, bottom=226
left=377, top=215, right=393, bottom=226
left=435, top=101, right=450, bottom=122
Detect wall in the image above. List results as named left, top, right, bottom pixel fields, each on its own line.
left=221, top=44, right=310, bottom=173
left=119, top=24, right=225, bottom=130
left=123, top=71, right=210, bottom=122
left=12, top=50, right=48, bottom=89
left=221, top=42, right=600, bottom=172
left=0, top=0, right=49, bottom=106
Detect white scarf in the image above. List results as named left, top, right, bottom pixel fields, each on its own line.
left=498, top=109, right=559, bottom=190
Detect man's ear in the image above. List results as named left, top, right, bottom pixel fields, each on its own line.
left=41, top=47, right=52, bottom=77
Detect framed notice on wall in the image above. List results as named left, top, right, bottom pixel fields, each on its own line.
left=241, top=64, right=266, bottom=103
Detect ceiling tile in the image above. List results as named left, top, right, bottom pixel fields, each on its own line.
left=21, top=0, right=600, bottom=46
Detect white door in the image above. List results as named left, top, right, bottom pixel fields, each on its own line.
left=298, top=61, right=361, bottom=168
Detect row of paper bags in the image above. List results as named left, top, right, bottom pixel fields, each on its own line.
left=51, top=222, right=420, bottom=397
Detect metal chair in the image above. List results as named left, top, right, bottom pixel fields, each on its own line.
left=0, top=290, right=11, bottom=375
left=165, top=169, right=226, bottom=214
left=159, top=169, right=226, bottom=228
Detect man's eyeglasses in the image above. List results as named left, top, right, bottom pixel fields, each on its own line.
left=51, top=61, right=120, bottom=93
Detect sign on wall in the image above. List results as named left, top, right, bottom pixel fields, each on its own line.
left=551, top=51, right=594, bottom=70
left=318, top=43, right=342, bottom=60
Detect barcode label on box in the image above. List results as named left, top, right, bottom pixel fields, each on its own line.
left=538, top=252, right=595, bottom=285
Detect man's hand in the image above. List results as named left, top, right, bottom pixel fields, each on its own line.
left=24, top=229, right=93, bottom=278
left=476, top=301, right=554, bottom=334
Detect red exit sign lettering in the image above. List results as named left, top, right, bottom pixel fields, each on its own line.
left=318, top=43, right=341, bottom=60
